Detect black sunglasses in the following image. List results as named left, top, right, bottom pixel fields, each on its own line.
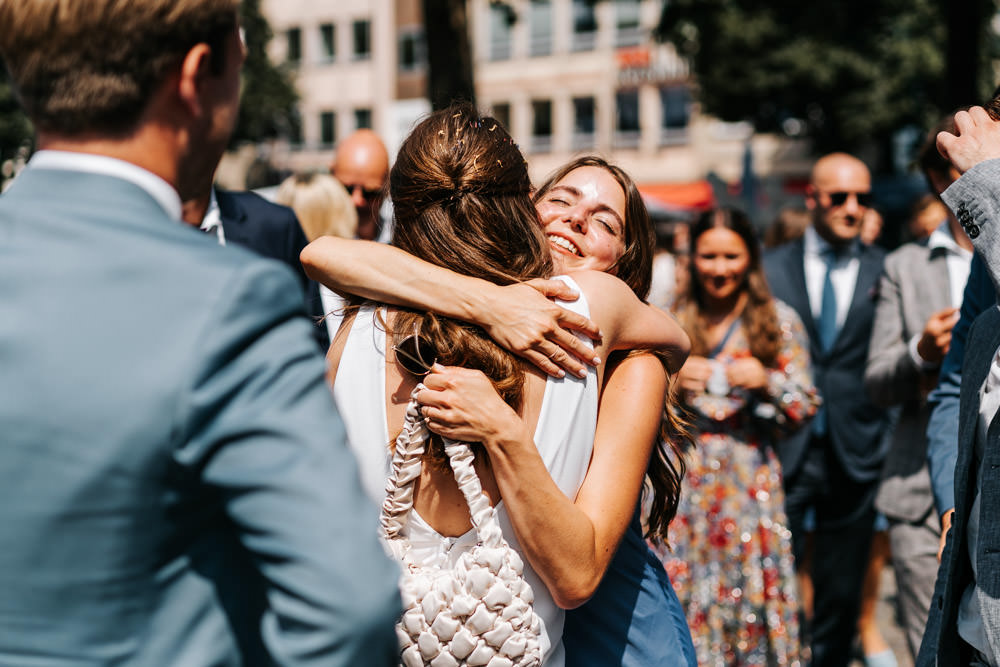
left=347, top=183, right=383, bottom=202
left=392, top=327, right=438, bottom=377
left=824, top=191, right=873, bottom=208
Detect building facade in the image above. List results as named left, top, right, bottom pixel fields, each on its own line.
left=258, top=0, right=811, bottom=217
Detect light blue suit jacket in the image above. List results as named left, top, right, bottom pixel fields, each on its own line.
left=0, top=166, right=400, bottom=666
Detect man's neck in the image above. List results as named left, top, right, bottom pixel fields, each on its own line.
left=181, top=190, right=212, bottom=227
left=38, top=127, right=181, bottom=196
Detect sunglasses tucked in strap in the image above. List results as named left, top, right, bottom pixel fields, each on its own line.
left=825, top=191, right=873, bottom=208
left=392, top=328, right=438, bottom=377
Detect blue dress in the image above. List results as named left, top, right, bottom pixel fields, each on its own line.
left=563, top=510, right=697, bottom=666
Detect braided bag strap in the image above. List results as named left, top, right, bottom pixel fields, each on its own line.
left=380, top=386, right=506, bottom=553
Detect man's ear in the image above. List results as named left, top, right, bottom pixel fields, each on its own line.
left=177, top=43, right=214, bottom=118
left=804, top=184, right=817, bottom=211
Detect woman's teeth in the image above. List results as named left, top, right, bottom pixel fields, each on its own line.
left=548, top=235, right=581, bottom=256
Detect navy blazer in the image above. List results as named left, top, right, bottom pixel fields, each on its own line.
left=918, top=305, right=1000, bottom=665
left=217, top=189, right=330, bottom=351
left=0, top=167, right=400, bottom=665
left=763, top=237, right=889, bottom=481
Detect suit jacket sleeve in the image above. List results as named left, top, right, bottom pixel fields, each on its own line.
left=864, top=252, right=923, bottom=407
left=176, top=260, right=400, bottom=665
left=925, top=162, right=1000, bottom=515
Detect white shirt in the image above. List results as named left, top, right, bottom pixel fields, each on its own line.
left=199, top=188, right=226, bottom=246
left=958, top=338, right=1000, bottom=665
left=909, top=220, right=973, bottom=368
left=26, top=150, right=181, bottom=221
left=803, top=225, right=860, bottom=330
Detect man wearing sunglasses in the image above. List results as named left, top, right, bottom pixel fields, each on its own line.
left=764, top=152, right=890, bottom=667
left=330, top=128, right=390, bottom=242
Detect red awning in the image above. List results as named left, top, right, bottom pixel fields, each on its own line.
left=638, top=181, right=715, bottom=213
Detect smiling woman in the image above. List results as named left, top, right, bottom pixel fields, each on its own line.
left=654, top=207, right=820, bottom=666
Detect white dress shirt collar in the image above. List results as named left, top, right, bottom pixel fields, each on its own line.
left=803, top=224, right=860, bottom=260
left=928, top=219, right=971, bottom=258
left=199, top=187, right=225, bottom=246
left=27, top=150, right=182, bottom=222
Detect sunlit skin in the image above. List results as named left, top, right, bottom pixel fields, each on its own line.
left=693, top=227, right=751, bottom=309
left=536, top=166, right=627, bottom=275
left=331, top=129, right=389, bottom=241
left=806, top=153, right=872, bottom=248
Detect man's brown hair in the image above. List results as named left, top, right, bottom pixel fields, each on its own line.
left=0, top=0, right=239, bottom=136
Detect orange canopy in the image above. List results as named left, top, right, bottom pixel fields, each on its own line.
left=638, top=180, right=715, bottom=212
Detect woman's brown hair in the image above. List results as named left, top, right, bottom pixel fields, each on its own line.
left=387, top=105, right=553, bottom=458
left=535, top=155, right=690, bottom=546
left=678, top=207, right=781, bottom=367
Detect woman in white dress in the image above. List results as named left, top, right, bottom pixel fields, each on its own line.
left=322, top=106, right=689, bottom=666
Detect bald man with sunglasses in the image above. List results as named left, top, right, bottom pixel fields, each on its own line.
left=331, top=129, right=390, bottom=242
left=763, top=152, right=890, bottom=667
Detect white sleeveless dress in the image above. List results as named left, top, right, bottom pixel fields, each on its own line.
left=333, top=276, right=598, bottom=667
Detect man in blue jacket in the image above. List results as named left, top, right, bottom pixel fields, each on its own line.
left=0, top=1, right=400, bottom=664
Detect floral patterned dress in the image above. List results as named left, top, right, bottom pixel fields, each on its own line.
left=650, top=300, right=818, bottom=667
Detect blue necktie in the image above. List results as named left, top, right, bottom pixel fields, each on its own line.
left=818, top=250, right=838, bottom=352
left=814, top=250, right=838, bottom=436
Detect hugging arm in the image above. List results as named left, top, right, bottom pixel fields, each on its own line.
left=419, top=352, right=667, bottom=608
left=300, top=237, right=601, bottom=377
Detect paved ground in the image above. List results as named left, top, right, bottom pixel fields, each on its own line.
left=849, top=564, right=914, bottom=667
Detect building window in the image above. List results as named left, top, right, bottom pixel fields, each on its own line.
left=614, top=0, right=642, bottom=47
left=615, top=89, right=640, bottom=148
left=531, top=99, right=552, bottom=154
left=529, top=0, right=553, bottom=57
left=353, top=19, right=371, bottom=60
left=489, top=3, right=513, bottom=61
left=572, top=0, right=598, bottom=52
left=319, top=23, right=336, bottom=62
left=572, top=97, right=596, bottom=150
left=660, top=85, right=691, bottom=145
left=491, top=103, right=511, bottom=132
left=288, top=110, right=303, bottom=147
left=399, top=29, right=426, bottom=72
left=320, top=111, right=337, bottom=147
left=286, top=27, right=302, bottom=64
left=355, top=108, right=372, bottom=130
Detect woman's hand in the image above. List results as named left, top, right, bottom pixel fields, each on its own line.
left=481, top=279, right=602, bottom=379
left=676, top=355, right=713, bottom=394
left=726, top=357, right=768, bottom=391
left=416, top=365, right=531, bottom=446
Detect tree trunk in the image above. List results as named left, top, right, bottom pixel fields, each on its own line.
left=422, top=0, right=476, bottom=110
left=944, top=0, right=982, bottom=109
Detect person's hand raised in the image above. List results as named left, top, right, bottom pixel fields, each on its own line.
left=937, top=106, right=1000, bottom=174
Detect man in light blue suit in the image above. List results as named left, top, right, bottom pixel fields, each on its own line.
left=0, top=1, right=400, bottom=665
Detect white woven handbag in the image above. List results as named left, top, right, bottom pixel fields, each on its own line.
left=381, top=390, right=544, bottom=667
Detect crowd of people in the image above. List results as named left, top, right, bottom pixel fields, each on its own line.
left=7, top=1, right=1000, bottom=667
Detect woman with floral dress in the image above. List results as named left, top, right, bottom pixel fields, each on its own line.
left=650, top=208, right=819, bottom=666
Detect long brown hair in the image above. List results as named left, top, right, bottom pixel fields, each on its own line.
left=678, top=207, right=781, bottom=366
left=536, top=155, right=690, bottom=546
left=388, top=105, right=552, bottom=456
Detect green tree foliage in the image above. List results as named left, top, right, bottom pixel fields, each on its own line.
left=230, top=0, right=298, bottom=146
left=657, top=0, right=994, bottom=155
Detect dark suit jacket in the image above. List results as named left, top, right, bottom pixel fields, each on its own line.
left=763, top=237, right=888, bottom=481
left=918, top=306, right=1000, bottom=665
left=0, top=166, right=399, bottom=665
left=216, top=189, right=330, bottom=350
